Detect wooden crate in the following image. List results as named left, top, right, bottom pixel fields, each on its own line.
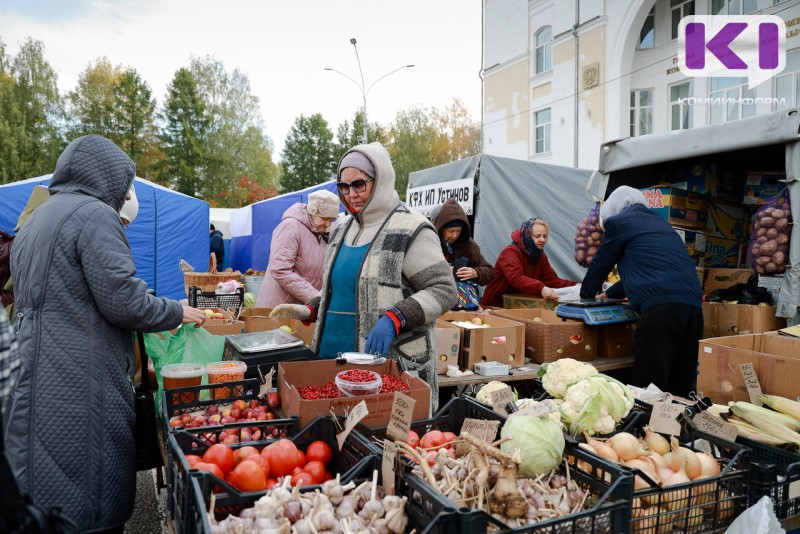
left=439, top=311, right=525, bottom=370
left=490, top=308, right=597, bottom=363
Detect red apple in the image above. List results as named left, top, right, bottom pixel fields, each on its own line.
left=233, top=400, right=247, bottom=411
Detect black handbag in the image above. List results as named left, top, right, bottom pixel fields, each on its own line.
left=0, top=413, right=77, bottom=533
left=133, top=331, right=163, bottom=471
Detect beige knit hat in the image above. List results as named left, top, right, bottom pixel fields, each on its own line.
left=307, top=190, right=340, bottom=218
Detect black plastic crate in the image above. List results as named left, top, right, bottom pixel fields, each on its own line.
left=585, top=411, right=750, bottom=533
left=189, top=455, right=459, bottom=534
left=189, top=286, right=244, bottom=309
left=161, top=378, right=283, bottom=434
left=171, top=416, right=376, bottom=534
left=362, top=396, right=633, bottom=533
left=739, top=436, right=800, bottom=521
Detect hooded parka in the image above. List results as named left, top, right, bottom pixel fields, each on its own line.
left=308, top=143, right=456, bottom=410
left=431, top=198, right=493, bottom=286
left=256, top=203, right=327, bottom=308
left=6, top=135, right=184, bottom=532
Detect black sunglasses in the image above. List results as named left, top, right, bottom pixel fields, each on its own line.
left=336, top=177, right=374, bottom=195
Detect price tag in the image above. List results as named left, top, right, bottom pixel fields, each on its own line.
left=386, top=392, right=416, bottom=442
left=336, top=400, right=369, bottom=450
left=789, top=480, right=800, bottom=500
left=739, top=363, right=763, bottom=406
left=510, top=399, right=558, bottom=418
left=258, top=367, right=276, bottom=399
left=382, top=440, right=398, bottom=495
left=490, top=386, right=514, bottom=416
left=460, top=418, right=501, bottom=442
left=648, top=401, right=683, bottom=436
left=693, top=411, right=738, bottom=441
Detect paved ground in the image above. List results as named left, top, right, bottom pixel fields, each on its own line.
left=125, top=470, right=168, bottom=534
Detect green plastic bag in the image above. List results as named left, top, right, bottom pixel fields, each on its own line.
left=144, top=325, right=226, bottom=411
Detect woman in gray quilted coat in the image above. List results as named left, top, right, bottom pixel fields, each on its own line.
left=5, top=135, right=207, bottom=533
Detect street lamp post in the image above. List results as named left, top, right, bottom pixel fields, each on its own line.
left=324, top=38, right=414, bottom=144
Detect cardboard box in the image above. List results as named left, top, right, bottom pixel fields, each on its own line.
left=706, top=201, right=747, bottom=241
left=742, top=172, right=786, bottom=205
left=202, top=319, right=246, bottom=336
left=696, top=267, right=707, bottom=288
left=439, top=311, right=525, bottom=370
left=489, top=308, right=597, bottom=363
left=702, top=302, right=786, bottom=339
left=640, top=186, right=710, bottom=231
left=703, top=236, right=743, bottom=268
left=703, top=268, right=754, bottom=293
left=697, top=333, right=800, bottom=404
left=595, top=323, right=635, bottom=358
left=435, top=321, right=461, bottom=374
left=670, top=162, right=717, bottom=194
left=237, top=308, right=315, bottom=345
left=502, top=294, right=557, bottom=310
left=674, top=227, right=707, bottom=257
left=277, top=359, right=431, bottom=428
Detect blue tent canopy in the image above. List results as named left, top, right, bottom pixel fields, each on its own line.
left=229, top=181, right=339, bottom=272
left=0, top=176, right=209, bottom=300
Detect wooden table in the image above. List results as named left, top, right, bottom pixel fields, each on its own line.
left=437, top=356, right=635, bottom=394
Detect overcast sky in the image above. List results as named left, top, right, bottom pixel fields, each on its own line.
left=0, top=0, right=482, bottom=158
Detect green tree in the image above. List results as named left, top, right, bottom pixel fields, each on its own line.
left=433, top=98, right=481, bottom=162
left=188, top=56, right=278, bottom=205
left=111, top=69, right=159, bottom=178
left=332, top=109, right=388, bottom=164
left=387, top=107, right=437, bottom=197
left=279, top=113, right=336, bottom=193
left=160, top=67, right=208, bottom=197
left=67, top=57, right=120, bottom=139
left=12, top=38, right=65, bottom=177
left=0, top=38, right=25, bottom=184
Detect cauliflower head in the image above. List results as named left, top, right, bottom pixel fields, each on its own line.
left=476, top=381, right=517, bottom=405
left=558, top=374, right=633, bottom=436
left=540, top=358, right=598, bottom=398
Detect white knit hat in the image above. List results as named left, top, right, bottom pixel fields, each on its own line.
left=307, top=190, right=340, bottom=218
left=119, top=183, right=139, bottom=225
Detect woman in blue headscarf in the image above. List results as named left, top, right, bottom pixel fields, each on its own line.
left=482, top=217, right=577, bottom=307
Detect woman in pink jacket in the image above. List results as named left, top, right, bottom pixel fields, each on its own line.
left=256, top=190, right=340, bottom=308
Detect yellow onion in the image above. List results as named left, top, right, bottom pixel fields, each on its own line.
left=608, top=432, right=648, bottom=461
left=696, top=451, right=721, bottom=478
left=585, top=434, right=620, bottom=463
left=643, top=426, right=670, bottom=455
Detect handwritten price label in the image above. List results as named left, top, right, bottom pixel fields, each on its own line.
left=511, top=399, right=558, bottom=419
left=648, top=401, right=683, bottom=436
left=387, top=392, right=416, bottom=442
left=460, top=418, right=501, bottom=442
left=381, top=441, right=398, bottom=496
left=258, top=367, right=276, bottom=399
left=336, top=400, right=369, bottom=450
left=739, top=363, right=763, bottom=406
left=693, top=411, right=738, bottom=441
left=490, top=386, right=514, bottom=416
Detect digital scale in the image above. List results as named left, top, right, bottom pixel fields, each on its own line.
left=555, top=299, right=638, bottom=326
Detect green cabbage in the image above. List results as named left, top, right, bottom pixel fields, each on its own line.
left=243, top=292, right=257, bottom=308
left=500, top=414, right=565, bottom=477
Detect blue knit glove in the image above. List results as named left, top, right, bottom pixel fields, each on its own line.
left=365, top=315, right=397, bottom=357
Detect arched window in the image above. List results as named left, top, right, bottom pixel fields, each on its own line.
left=535, top=26, right=552, bottom=75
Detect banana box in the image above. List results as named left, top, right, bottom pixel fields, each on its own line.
left=704, top=236, right=743, bottom=268
left=706, top=201, right=747, bottom=241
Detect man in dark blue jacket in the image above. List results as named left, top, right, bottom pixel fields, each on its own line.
left=210, top=224, right=225, bottom=266
left=580, top=186, right=703, bottom=396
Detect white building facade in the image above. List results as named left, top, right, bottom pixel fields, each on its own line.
left=482, top=0, right=800, bottom=169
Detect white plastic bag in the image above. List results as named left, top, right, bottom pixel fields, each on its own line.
left=725, top=496, right=784, bottom=534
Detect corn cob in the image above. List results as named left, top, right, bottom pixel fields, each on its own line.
left=729, top=401, right=800, bottom=431
left=758, top=394, right=800, bottom=421
left=729, top=404, right=800, bottom=448
left=725, top=418, right=794, bottom=447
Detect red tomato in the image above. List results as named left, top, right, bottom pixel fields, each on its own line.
left=185, top=454, right=203, bottom=468
left=305, top=440, right=333, bottom=466
left=406, top=430, right=420, bottom=449
left=290, top=472, right=317, bottom=487
left=263, top=440, right=300, bottom=477
left=194, top=461, right=225, bottom=480
left=425, top=450, right=437, bottom=467
left=229, top=461, right=267, bottom=492
left=443, top=432, right=457, bottom=449
left=202, top=444, right=235, bottom=477
left=265, top=477, right=279, bottom=490
left=234, top=446, right=260, bottom=466
left=241, top=454, right=270, bottom=477
left=420, top=430, right=446, bottom=450
left=291, top=466, right=304, bottom=477
left=302, top=460, right=326, bottom=483
left=295, top=449, right=307, bottom=468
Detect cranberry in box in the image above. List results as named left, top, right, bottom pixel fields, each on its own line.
left=278, top=359, right=431, bottom=428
